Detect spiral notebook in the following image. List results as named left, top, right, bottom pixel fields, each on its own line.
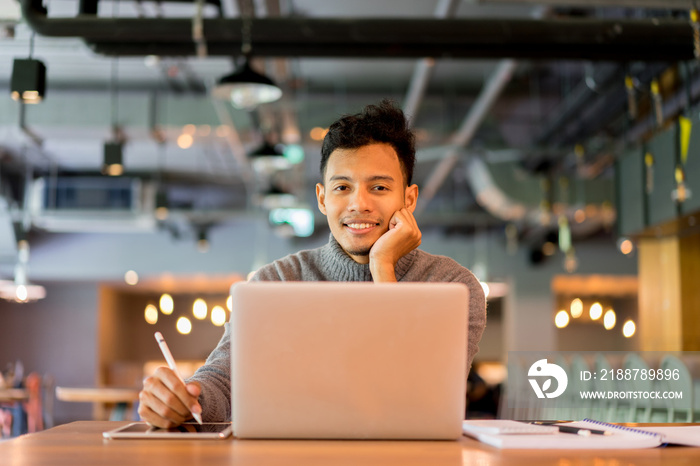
left=568, top=419, right=700, bottom=448
left=462, top=419, right=700, bottom=449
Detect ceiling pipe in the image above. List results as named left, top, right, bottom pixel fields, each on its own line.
left=402, top=0, right=458, bottom=121
left=553, top=63, right=669, bottom=147
left=464, top=156, right=613, bottom=234
left=415, top=59, right=518, bottom=215
left=532, top=63, right=623, bottom=147
left=414, top=7, right=552, bottom=215
left=20, top=0, right=695, bottom=60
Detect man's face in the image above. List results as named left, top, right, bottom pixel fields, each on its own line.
left=316, top=143, right=418, bottom=264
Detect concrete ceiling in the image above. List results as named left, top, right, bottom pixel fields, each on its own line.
left=0, top=0, right=693, bottom=244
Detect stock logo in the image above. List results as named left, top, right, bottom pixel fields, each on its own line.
left=528, top=359, right=568, bottom=399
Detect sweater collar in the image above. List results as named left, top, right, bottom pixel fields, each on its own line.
left=322, top=234, right=418, bottom=282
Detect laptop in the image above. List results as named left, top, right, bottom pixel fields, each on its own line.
left=229, top=281, right=469, bottom=440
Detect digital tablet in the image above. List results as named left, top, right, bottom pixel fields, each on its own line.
left=103, top=422, right=233, bottom=439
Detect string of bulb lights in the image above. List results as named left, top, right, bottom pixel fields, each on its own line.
left=123, top=270, right=232, bottom=334
left=554, top=297, right=637, bottom=338
left=143, top=292, right=233, bottom=335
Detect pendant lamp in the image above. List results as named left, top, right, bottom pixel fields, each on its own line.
left=212, top=58, right=282, bottom=110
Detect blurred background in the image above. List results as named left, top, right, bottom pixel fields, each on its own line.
left=1, top=0, right=699, bottom=432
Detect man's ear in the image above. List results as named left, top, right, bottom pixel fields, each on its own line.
left=316, top=183, right=327, bottom=215
left=404, top=184, right=419, bottom=213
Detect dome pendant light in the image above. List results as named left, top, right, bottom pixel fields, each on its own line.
left=212, top=58, right=282, bottom=110
left=212, top=1, right=281, bottom=110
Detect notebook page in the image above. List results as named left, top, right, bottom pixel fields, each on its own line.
left=462, top=420, right=661, bottom=449
left=617, top=425, right=700, bottom=447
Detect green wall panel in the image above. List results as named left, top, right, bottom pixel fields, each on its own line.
left=681, top=114, right=700, bottom=215
left=617, top=146, right=645, bottom=236
left=646, top=127, right=677, bottom=226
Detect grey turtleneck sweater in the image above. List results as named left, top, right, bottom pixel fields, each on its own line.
left=189, top=235, right=486, bottom=422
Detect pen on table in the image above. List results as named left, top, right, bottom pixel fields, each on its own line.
left=529, top=422, right=612, bottom=436
left=555, top=425, right=612, bottom=436
left=154, top=331, right=203, bottom=425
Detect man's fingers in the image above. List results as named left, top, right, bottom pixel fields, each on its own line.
left=138, top=367, right=201, bottom=427
left=186, top=381, right=201, bottom=397
left=137, top=397, right=184, bottom=429
left=142, top=374, right=191, bottom=418
left=153, top=367, right=199, bottom=412
left=186, top=382, right=203, bottom=415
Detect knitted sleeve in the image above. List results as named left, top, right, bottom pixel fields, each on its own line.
left=186, top=325, right=232, bottom=422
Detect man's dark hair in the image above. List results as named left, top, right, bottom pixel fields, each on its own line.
left=320, top=99, right=416, bottom=185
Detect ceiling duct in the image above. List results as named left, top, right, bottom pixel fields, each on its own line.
left=20, top=0, right=695, bottom=60
left=465, top=156, right=614, bottom=236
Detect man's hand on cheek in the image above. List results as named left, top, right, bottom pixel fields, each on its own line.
left=369, top=208, right=422, bottom=282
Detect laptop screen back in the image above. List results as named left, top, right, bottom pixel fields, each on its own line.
left=230, top=281, right=469, bottom=439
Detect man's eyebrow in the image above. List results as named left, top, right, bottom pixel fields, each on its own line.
left=367, top=175, right=395, bottom=182
left=328, top=175, right=396, bottom=182
left=329, top=175, right=353, bottom=182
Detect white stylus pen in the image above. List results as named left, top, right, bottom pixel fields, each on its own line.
left=154, top=331, right=203, bottom=425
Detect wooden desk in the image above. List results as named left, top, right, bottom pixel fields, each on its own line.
left=1, top=421, right=699, bottom=466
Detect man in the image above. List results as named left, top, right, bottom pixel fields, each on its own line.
left=138, top=100, right=487, bottom=428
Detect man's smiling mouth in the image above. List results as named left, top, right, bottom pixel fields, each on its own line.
left=345, top=223, right=378, bottom=229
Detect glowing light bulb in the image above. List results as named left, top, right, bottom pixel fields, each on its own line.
left=124, top=270, right=139, bottom=285
left=619, top=239, right=634, bottom=255
left=160, top=293, right=174, bottom=315
left=177, top=133, right=194, bottom=149
left=623, top=320, right=636, bottom=338
left=15, top=285, right=28, bottom=302
left=193, top=298, right=207, bottom=320
left=589, top=302, right=603, bottom=320
left=603, top=309, right=616, bottom=330
left=570, top=298, right=583, bottom=318
left=144, top=304, right=158, bottom=324
left=176, top=316, right=192, bottom=334
left=211, top=305, right=226, bottom=326
left=555, top=310, right=570, bottom=328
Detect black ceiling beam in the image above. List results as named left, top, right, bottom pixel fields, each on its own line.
left=21, top=0, right=695, bottom=60
left=533, top=63, right=624, bottom=146
left=551, top=63, right=669, bottom=147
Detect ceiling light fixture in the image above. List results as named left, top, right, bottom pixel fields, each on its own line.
left=102, top=141, right=123, bottom=176
left=196, top=229, right=209, bottom=253
left=0, top=240, right=46, bottom=303
left=10, top=34, right=45, bottom=104
left=10, top=58, right=46, bottom=104
left=103, top=55, right=126, bottom=176
left=249, top=139, right=289, bottom=173
left=212, top=57, right=282, bottom=110
left=155, top=188, right=169, bottom=221
left=211, top=1, right=281, bottom=109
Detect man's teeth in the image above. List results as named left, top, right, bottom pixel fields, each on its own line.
left=347, top=223, right=374, bottom=229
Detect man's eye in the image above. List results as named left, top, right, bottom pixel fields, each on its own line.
left=373, top=186, right=388, bottom=191
left=334, top=185, right=348, bottom=191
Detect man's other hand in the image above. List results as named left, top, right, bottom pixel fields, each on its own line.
left=369, top=207, right=421, bottom=282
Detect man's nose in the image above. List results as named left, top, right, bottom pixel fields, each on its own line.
left=347, top=189, right=371, bottom=212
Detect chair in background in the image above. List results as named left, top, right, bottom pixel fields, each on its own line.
left=622, top=353, right=667, bottom=422
left=568, top=355, right=591, bottom=421
left=660, top=355, right=694, bottom=422
left=547, top=355, right=572, bottom=421
left=499, top=355, right=544, bottom=420
left=498, top=355, right=524, bottom=420
left=42, top=374, right=55, bottom=429
left=591, top=353, right=618, bottom=422
left=23, top=373, right=43, bottom=433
